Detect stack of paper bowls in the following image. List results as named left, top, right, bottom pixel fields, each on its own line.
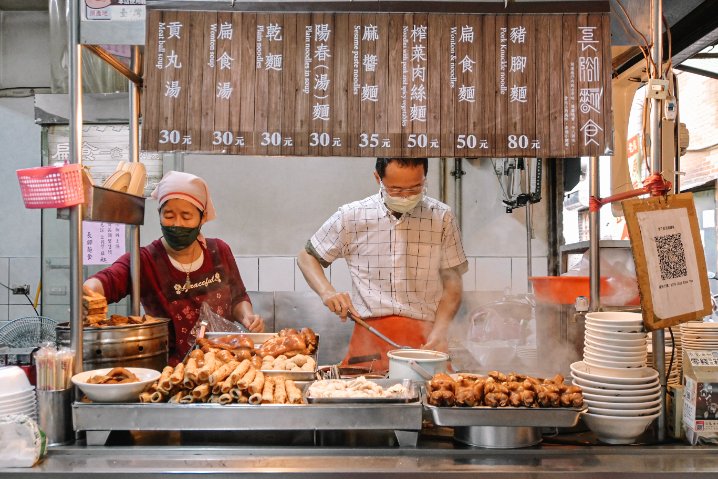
left=583, top=312, right=647, bottom=369
left=0, top=366, right=37, bottom=420
left=680, top=321, right=718, bottom=351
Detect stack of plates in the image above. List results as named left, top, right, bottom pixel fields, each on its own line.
left=571, top=361, right=660, bottom=444
left=646, top=336, right=681, bottom=385
left=0, top=366, right=37, bottom=420
left=583, top=312, right=647, bottom=369
left=680, top=322, right=718, bottom=351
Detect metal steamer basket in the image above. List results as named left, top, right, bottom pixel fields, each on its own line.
left=424, top=401, right=586, bottom=448
left=56, top=318, right=169, bottom=371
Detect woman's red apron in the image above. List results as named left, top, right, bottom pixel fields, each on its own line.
left=148, top=239, right=233, bottom=365
left=340, top=315, right=432, bottom=373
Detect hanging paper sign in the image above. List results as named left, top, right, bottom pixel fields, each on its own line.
left=623, top=193, right=713, bottom=331
left=83, top=221, right=126, bottom=266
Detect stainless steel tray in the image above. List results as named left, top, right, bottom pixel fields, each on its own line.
left=305, top=379, right=419, bottom=404
left=73, top=400, right=422, bottom=447
left=205, top=332, right=319, bottom=381
left=423, top=401, right=586, bottom=428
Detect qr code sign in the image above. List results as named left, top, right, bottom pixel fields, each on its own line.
left=655, top=233, right=688, bottom=281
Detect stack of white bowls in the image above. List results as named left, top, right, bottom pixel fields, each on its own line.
left=680, top=321, right=718, bottom=351
left=570, top=361, right=660, bottom=444
left=0, top=366, right=37, bottom=420
left=573, top=312, right=659, bottom=444
left=583, top=312, right=647, bottom=369
left=647, top=333, right=681, bottom=385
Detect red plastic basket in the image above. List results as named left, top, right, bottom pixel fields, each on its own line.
left=16, top=163, right=85, bottom=209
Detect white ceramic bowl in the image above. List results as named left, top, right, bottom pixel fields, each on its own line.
left=588, top=404, right=661, bottom=417
left=584, top=397, right=661, bottom=410
left=583, top=346, right=647, bottom=358
left=585, top=312, right=644, bottom=324
left=0, top=403, right=36, bottom=415
left=583, top=411, right=659, bottom=444
left=582, top=391, right=660, bottom=403
left=0, top=388, right=35, bottom=402
left=585, top=340, right=646, bottom=353
left=571, top=361, right=658, bottom=383
left=583, top=353, right=646, bottom=369
left=0, top=395, right=36, bottom=407
left=584, top=326, right=646, bottom=340
left=0, top=366, right=31, bottom=394
left=571, top=374, right=660, bottom=392
left=72, top=368, right=161, bottom=403
left=585, top=321, right=645, bottom=334
left=585, top=332, right=647, bottom=347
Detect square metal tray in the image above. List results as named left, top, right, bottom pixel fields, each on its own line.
left=423, top=401, right=586, bottom=428
left=205, top=332, right=319, bottom=381
left=305, top=378, right=419, bottom=404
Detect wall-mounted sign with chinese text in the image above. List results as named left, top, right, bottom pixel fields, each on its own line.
left=142, top=10, right=611, bottom=158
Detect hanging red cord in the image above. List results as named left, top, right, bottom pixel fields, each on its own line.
left=588, top=173, right=672, bottom=213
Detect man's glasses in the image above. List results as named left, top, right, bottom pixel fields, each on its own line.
left=380, top=181, right=426, bottom=195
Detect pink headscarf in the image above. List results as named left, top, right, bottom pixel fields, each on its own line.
left=150, top=171, right=217, bottom=222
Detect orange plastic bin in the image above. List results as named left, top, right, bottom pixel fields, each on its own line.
left=529, top=276, right=613, bottom=305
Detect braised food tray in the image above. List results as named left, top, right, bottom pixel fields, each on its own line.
left=423, top=400, right=586, bottom=428
left=305, top=379, right=419, bottom=404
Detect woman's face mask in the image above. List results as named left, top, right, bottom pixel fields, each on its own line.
left=161, top=224, right=201, bottom=251
left=380, top=182, right=424, bottom=214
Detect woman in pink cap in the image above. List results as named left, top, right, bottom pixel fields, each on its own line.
left=84, top=171, right=264, bottom=365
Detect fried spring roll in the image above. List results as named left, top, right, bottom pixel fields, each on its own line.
left=216, top=350, right=234, bottom=363
left=168, top=391, right=184, bottom=403
left=220, top=378, right=234, bottom=394
left=236, top=367, right=257, bottom=390
left=285, top=379, right=303, bottom=404
left=249, top=370, right=265, bottom=395
left=169, top=363, right=185, bottom=386
left=218, top=393, right=233, bottom=405
left=197, top=351, right=218, bottom=383
left=179, top=394, right=194, bottom=404
left=184, top=358, right=199, bottom=387
left=273, top=377, right=287, bottom=404
left=192, top=383, right=211, bottom=400
left=228, top=359, right=252, bottom=385
left=157, top=365, right=174, bottom=393
left=237, top=393, right=249, bottom=404
left=139, top=391, right=153, bottom=403
left=261, top=377, right=275, bottom=404
left=248, top=392, right=262, bottom=405
left=230, top=387, right=243, bottom=400
left=150, top=390, right=165, bottom=403
left=209, top=360, right=239, bottom=386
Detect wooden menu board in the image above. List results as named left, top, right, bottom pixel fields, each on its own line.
left=142, top=10, right=612, bottom=157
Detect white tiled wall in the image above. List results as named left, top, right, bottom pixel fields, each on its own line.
left=258, top=257, right=295, bottom=292
left=475, top=257, right=512, bottom=292
left=0, top=258, right=9, bottom=306
left=232, top=255, right=548, bottom=295
left=235, top=256, right=259, bottom=292
left=9, top=257, right=41, bottom=305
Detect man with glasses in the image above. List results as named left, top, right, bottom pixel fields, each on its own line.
left=298, top=158, right=467, bottom=372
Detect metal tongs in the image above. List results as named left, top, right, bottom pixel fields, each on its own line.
left=347, top=312, right=411, bottom=350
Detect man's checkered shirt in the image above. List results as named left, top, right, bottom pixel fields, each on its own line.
left=310, top=193, right=467, bottom=322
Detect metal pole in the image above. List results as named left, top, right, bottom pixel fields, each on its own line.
left=129, top=45, right=142, bottom=316
left=672, top=72, right=681, bottom=195
left=453, top=158, right=464, bottom=232
left=525, top=158, right=533, bottom=292
left=69, top=0, right=83, bottom=373
left=650, top=0, right=666, bottom=442
left=588, top=156, right=600, bottom=312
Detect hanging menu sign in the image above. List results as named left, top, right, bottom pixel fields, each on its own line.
left=142, top=10, right=612, bottom=158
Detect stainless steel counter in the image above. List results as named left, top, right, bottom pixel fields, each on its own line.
left=2, top=429, right=718, bottom=478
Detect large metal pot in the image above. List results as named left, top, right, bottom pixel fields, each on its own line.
left=56, top=319, right=169, bottom=371
left=387, top=349, right=449, bottom=381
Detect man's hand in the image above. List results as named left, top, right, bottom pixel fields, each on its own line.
left=321, top=291, right=361, bottom=321
left=422, top=333, right=448, bottom=353
left=241, top=314, right=265, bottom=332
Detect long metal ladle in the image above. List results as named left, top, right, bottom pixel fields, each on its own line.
left=347, top=312, right=412, bottom=350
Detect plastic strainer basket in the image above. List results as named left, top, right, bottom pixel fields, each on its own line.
left=16, top=163, right=84, bottom=209
left=0, top=317, right=58, bottom=349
